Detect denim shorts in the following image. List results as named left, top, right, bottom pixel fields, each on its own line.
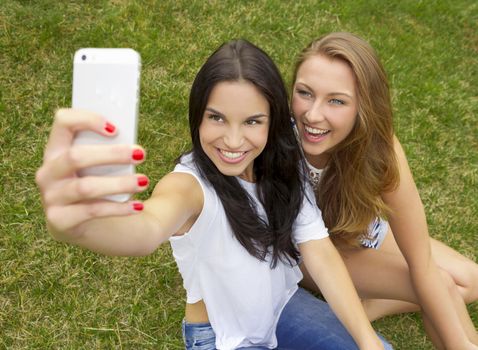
left=182, top=320, right=270, bottom=349
left=182, top=320, right=216, bottom=350
left=181, top=288, right=393, bottom=350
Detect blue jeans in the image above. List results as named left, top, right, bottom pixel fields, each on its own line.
left=182, top=287, right=393, bottom=349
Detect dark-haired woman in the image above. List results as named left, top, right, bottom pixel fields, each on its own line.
left=36, top=39, right=391, bottom=349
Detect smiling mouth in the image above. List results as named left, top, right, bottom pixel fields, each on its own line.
left=218, top=149, right=248, bottom=163
left=303, top=125, right=331, bottom=143
left=305, top=125, right=330, bottom=136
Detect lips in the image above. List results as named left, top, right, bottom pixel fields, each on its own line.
left=217, top=149, right=248, bottom=164
left=303, top=124, right=330, bottom=142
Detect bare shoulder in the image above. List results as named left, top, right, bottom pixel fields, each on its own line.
left=153, top=172, right=202, bottom=195
left=383, top=135, right=420, bottom=206
left=149, top=172, right=204, bottom=215
left=392, top=135, right=408, bottom=163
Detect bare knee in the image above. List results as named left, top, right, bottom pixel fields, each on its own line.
left=431, top=238, right=478, bottom=303
left=459, top=261, right=478, bottom=302
left=439, top=269, right=465, bottom=302
left=439, top=261, right=478, bottom=303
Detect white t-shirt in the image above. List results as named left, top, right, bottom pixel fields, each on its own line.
left=169, top=153, right=329, bottom=350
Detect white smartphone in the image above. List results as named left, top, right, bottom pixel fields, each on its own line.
left=72, top=48, right=141, bottom=202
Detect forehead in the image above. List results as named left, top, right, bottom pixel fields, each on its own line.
left=296, top=55, right=356, bottom=92
left=207, top=80, right=270, bottom=116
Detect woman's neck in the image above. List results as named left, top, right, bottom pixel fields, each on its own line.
left=306, top=153, right=328, bottom=170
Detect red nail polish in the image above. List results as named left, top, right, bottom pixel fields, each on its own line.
left=104, top=122, right=116, bottom=133
left=132, top=149, right=144, bottom=161
left=133, top=202, right=144, bottom=211
left=137, top=176, right=149, bottom=187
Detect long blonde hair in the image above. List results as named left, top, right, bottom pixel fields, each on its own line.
left=293, top=32, right=399, bottom=247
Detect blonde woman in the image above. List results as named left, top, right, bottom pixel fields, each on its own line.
left=291, top=32, right=478, bottom=349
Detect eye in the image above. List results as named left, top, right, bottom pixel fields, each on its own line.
left=296, top=89, right=312, bottom=98
left=245, top=119, right=260, bottom=126
left=207, top=114, right=224, bottom=122
left=329, top=98, right=345, bottom=105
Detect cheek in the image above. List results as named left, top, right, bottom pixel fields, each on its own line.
left=294, top=98, right=308, bottom=116
left=198, top=124, right=205, bottom=141
left=344, top=112, right=358, bottom=132
left=198, top=123, right=211, bottom=148
left=334, top=112, right=357, bottom=137
left=346, top=118, right=357, bottom=134
left=253, top=127, right=269, bottom=147
left=291, top=95, right=304, bottom=116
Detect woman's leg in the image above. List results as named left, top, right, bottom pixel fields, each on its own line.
left=342, top=232, right=477, bottom=346
left=275, top=287, right=393, bottom=350
left=300, top=237, right=447, bottom=347
left=380, top=231, right=478, bottom=303
left=300, top=258, right=419, bottom=321
left=361, top=299, right=418, bottom=321
left=332, top=231, right=478, bottom=321
left=428, top=238, right=478, bottom=303
left=379, top=232, right=478, bottom=344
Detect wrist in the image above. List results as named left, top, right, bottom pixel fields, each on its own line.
left=356, top=329, right=384, bottom=350
left=444, top=339, right=470, bottom=350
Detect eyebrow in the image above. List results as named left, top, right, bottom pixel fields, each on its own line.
left=295, top=82, right=354, bottom=99
left=205, top=107, right=269, bottom=119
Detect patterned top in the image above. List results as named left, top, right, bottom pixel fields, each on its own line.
left=305, top=156, right=388, bottom=250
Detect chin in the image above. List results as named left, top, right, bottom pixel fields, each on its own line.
left=302, top=140, right=322, bottom=154
left=214, top=164, right=244, bottom=177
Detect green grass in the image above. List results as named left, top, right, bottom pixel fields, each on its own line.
left=1, top=1, right=476, bottom=349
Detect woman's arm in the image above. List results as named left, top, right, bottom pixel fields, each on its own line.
left=382, top=136, right=472, bottom=348
left=56, top=172, right=203, bottom=256
left=36, top=108, right=203, bottom=257
left=299, top=238, right=384, bottom=350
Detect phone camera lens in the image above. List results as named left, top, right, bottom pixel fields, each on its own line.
left=81, top=55, right=87, bottom=61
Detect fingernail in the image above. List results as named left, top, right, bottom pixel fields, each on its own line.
left=132, top=202, right=144, bottom=211
left=137, top=176, right=149, bottom=187
left=132, top=149, right=144, bottom=161
left=104, top=122, right=116, bottom=133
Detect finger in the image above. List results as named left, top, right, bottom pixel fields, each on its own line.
left=39, top=144, right=145, bottom=182
left=47, top=200, right=144, bottom=233
left=43, top=174, right=149, bottom=205
left=44, top=108, right=117, bottom=161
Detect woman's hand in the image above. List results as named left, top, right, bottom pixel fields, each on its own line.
left=35, top=108, right=149, bottom=241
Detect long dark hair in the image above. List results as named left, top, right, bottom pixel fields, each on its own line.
left=188, top=39, right=305, bottom=267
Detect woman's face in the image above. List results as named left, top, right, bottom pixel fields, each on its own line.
left=199, top=80, right=270, bottom=182
left=292, top=54, right=358, bottom=169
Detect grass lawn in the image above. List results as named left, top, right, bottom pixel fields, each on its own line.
left=1, top=1, right=476, bottom=349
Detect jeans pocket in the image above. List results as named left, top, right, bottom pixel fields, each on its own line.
left=182, top=320, right=216, bottom=350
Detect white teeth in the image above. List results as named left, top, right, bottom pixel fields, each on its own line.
left=220, top=150, right=245, bottom=159
left=305, top=125, right=330, bottom=135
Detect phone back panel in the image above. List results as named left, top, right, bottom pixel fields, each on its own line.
left=72, top=48, right=141, bottom=201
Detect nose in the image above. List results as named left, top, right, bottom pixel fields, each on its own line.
left=223, top=126, right=244, bottom=149
left=305, top=101, right=325, bottom=123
